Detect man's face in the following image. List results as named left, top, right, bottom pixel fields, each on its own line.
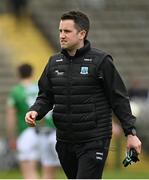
left=59, top=20, right=84, bottom=50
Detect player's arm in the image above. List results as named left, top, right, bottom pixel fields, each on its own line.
left=6, top=105, right=17, bottom=150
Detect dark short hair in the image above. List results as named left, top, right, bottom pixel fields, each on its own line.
left=18, top=63, right=33, bottom=79
left=61, top=11, right=90, bottom=39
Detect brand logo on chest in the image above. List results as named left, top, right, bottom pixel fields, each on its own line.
left=56, top=58, right=63, bottom=62
left=55, top=70, right=64, bottom=76
left=80, top=67, right=88, bottom=75
left=84, top=58, right=92, bottom=62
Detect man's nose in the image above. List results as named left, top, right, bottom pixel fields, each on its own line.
left=60, top=32, right=66, bottom=38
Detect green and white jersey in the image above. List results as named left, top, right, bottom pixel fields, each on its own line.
left=7, top=83, right=38, bottom=135
left=7, top=83, right=54, bottom=135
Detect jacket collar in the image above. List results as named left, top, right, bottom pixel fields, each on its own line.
left=61, top=40, right=91, bottom=58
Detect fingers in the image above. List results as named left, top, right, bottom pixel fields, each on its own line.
left=25, top=111, right=38, bottom=127
left=127, top=143, right=141, bottom=154
left=127, top=135, right=142, bottom=154
left=135, top=141, right=142, bottom=154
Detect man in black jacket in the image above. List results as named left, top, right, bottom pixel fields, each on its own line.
left=25, top=11, right=141, bottom=179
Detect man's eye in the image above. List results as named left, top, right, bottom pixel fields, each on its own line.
left=65, top=30, right=71, bottom=33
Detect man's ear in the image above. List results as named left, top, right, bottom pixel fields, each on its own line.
left=79, top=30, right=86, bottom=40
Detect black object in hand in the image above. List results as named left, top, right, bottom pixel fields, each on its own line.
left=123, top=148, right=139, bottom=167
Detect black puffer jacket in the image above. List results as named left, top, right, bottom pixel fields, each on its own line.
left=30, top=40, right=136, bottom=143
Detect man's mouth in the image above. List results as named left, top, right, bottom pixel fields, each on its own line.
left=60, top=40, right=67, bottom=43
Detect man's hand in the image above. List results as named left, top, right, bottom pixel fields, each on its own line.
left=126, top=135, right=142, bottom=154
left=25, top=111, right=38, bottom=127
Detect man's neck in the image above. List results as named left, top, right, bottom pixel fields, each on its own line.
left=20, top=78, right=32, bottom=86
left=67, top=41, right=84, bottom=56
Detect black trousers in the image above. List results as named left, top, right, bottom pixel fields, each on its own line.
left=56, top=139, right=110, bottom=179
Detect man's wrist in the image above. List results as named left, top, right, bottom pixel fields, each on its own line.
left=125, top=128, right=137, bottom=136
